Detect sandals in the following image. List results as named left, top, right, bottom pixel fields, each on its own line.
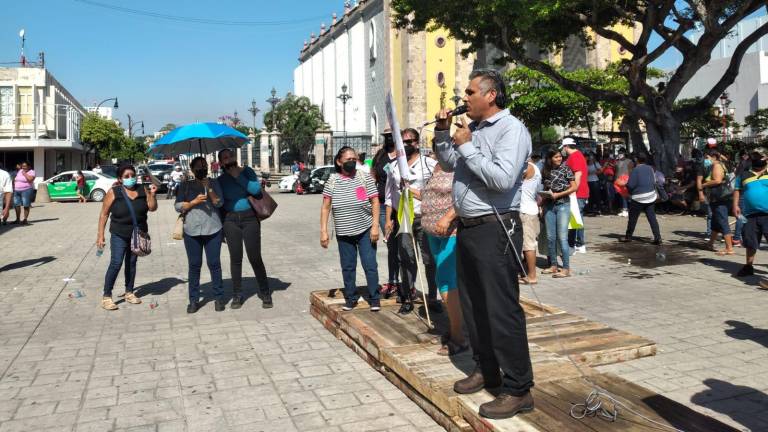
left=552, top=272, right=571, bottom=278
left=124, top=292, right=142, bottom=304
left=519, top=277, right=538, bottom=285
left=541, top=268, right=559, bottom=275
left=101, top=297, right=118, bottom=311
left=715, top=249, right=735, bottom=256
left=437, top=340, right=469, bottom=356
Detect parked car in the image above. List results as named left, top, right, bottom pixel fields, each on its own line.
left=148, top=162, right=175, bottom=192
left=43, top=170, right=116, bottom=202
left=136, top=164, right=168, bottom=192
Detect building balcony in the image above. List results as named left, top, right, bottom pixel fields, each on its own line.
left=0, top=102, right=84, bottom=149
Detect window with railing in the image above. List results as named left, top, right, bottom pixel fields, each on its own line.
left=0, top=100, right=83, bottom=143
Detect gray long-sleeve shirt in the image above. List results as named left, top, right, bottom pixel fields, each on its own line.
left=174, top=180, right=224, bottom=236
left=434, top=109, right=531, bottom=218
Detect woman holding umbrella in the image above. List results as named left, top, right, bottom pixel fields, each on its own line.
left=217, top=148, right=272, bottom=308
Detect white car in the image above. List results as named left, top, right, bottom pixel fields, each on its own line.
left=278, top=173, right=298, bottom=193
left=44, top=170, right=116, bottom=202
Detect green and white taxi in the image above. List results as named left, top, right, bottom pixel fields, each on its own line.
left=44, top=170, right=116, bottom=202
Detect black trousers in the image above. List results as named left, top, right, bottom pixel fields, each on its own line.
left=626, top=200, right=662, bottom=241
left=223, top=211, right=270, bottom=297
left=397, top=216, right=438, bottom=302
left=457, top=212, right=534, bottom=395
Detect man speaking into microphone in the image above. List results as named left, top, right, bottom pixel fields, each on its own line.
left=434, top=69, right=534, bottom=419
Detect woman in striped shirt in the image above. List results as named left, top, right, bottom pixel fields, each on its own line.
left=320, top=147, right=381, bottom=311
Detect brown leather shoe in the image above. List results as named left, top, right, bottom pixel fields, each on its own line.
left=453, top=369, right=501, bottom=395
left=479, top=392, right=534, bottom=419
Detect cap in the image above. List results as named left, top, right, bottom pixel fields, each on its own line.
left=706, top=137, right=717, bottom=147
left=559, top=137, right=576, bottom=149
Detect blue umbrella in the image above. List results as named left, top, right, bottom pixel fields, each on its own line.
left=149, top=122, right=249, bottom=155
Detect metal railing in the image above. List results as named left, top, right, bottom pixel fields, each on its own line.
left=0, top=102, right=84, bottom=144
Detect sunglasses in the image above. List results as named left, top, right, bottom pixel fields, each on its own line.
left=403, top=139, right=418, bottom=144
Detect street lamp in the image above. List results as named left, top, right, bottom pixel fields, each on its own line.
left=451, top=86, right=462, bottom=108
left=248, top=99, right=260, bottom=133
left=266, top=87, right=281, bottom=131
left=719, top=92, right=732, bottom=143
left=337, top=83, right=352, bottom=140
left=96, top=97, right=118, bottom=109
left=127, top=114, right=144, bottom=138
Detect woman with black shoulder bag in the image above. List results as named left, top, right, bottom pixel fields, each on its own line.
left=216, top=149, right=272, bottom=309
left=175, top=157, right=225, bottom=313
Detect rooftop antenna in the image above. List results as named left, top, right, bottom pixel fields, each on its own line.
left=19, top=29, right=26, bottom=66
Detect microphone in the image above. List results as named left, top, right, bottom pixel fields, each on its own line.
left=421, top=105, right=468, bottom=127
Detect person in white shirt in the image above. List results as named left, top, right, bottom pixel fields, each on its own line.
left=384, top=128, right=440, bottom=314
left=519, top=160, right=542, bottom=284
left=0, top=164, right=12, bottom=225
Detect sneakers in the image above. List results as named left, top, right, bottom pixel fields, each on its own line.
left=575, top=245, right=587, bottom=254
left=732, top=239, right=742, bottom=247
left=397, top=302, right=414, bottom=315
left=736, top=264, right=754, bottom=277
left=230, top=294, right=243, bottom=310
left=187, top=302, right=199, bottom=314
left=619, top=210, right=628, bottom=217
left=379, top=283, right=398, bottom=299
left=370, top=304, right=381, bottom=312
left=261, top=295, right=274, bottom=309
left=342, top=301, right=358, bottom=311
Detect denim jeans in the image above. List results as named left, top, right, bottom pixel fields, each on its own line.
left=183, top=230, right=223, bottom=303
left=569, top=198, right=587, bottom=248
left=103, top=233, right=136, bottom=297
left=379, top=206, right=400, bottom=284
left=337, top=228, right=380, bottom=307
left=544, top=202, right=571, bottom=270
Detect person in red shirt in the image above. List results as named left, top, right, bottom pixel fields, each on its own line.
left=561, top=137, right=589, bottom=254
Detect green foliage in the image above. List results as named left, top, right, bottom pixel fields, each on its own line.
left=263, top=94, right=327, bottom=161
left=80, top=113, right=127, bottom=161
left=159, top=123, right=177, bottom=132
left=506, top=63, right=664, bottom=136
left=745, top=108, right=768, bottom=135
left=110, top=136, right=148, bottom=163
left=674, top=98, right=737, bottom=139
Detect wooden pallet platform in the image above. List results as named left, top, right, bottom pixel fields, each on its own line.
left=310, top=290, right=737, bottom=431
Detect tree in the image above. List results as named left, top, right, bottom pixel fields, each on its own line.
left=111, top=136, right=149, bottom=164
left=80, top=113, right=127, bottom=162
left=392, top=0, right=768, bottom=173
left=263, top=94, right=326, bottom=162
left=675, top=97, right=740, bottom=141
left=159, top=123, right=177, bottom=132
left=745, top=108, right=768, bottom=135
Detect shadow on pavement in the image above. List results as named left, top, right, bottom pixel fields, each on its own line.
left=724, top=320, right=768, bottom=349
left=135, top=277, right=185, bottom=297
left=672, top=230, right=709, bottom=239
left=0, top=256, right=56, bottom=272
left=230, top=277, right=291, bottom=304
left=689, top=378, right=768, bottom=432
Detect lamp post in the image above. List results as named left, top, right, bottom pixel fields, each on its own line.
left=127, top=114, right=144, bottom=138
left=96, top=97, right=119, bottom=109
left=720, top=92, right=732, bottom=143
left=247, top=99, right=260, bottom=133
left=337, top=83, right=351, bottom=141
left=266, top=87, right=281, bottom=131
left=451, top=86, right=462, bottom=108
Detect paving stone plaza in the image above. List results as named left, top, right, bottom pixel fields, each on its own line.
left=0, top=193, right=766, bottom=431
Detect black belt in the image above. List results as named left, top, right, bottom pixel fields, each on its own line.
left=460, top=211, right=517, bottom=227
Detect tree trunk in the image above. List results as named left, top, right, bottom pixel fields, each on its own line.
left=620, top=115, right=645, bottom=154
left=645, top=116, right=680, bottom=176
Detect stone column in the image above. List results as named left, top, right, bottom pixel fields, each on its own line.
left=270, top=131, right=281, bottom=173
left=259, top=131, right=271, bottom=173
left=246, top=132, right=256, bottom=168
left=314, top=129, right=332, bottom=166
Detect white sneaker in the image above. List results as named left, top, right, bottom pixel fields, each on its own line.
left=620, top=210, right=628, bottom=217
left=576, top=246, right=587, bottom=254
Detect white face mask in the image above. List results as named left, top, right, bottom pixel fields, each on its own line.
left=618, top=153, right=625, bottom=160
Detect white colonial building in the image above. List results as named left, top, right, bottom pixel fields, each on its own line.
left=0, top=66, right=86, bottom=184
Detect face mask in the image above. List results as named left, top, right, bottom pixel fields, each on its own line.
left=342, top=161, right=357, bottom=174
left=193, top=168, right=208, bottom=179
left=384, top=136, right=394, bottom=152
left=122, top=178, right=137, bottom=188
left=404, top=144, right=417, bottom=158
left=224, top=161, right=237, bottom=170
left=617, top=153, right=625, bottom=160
left=703, top=159, right=713, bottom=168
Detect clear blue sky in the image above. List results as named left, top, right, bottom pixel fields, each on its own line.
left=0, top=0, right=344, bottom=133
